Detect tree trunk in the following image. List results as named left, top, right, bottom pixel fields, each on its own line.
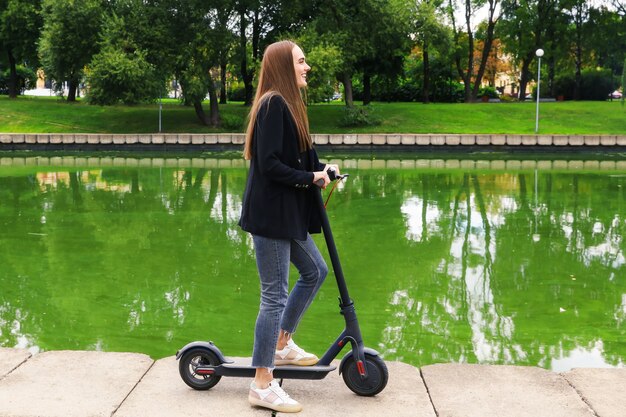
left=574, top=43, right=582, bottom=100
left=362, top=73, right=371, bottom=105
left=247, top=6, right=260, bottom=105
left=572, top=3, right=586, bottom=100
left=208, top=75, right=220, bottom=127
left=463, top=73, right=472, bottom=102
left=67, top=78, right=78, bottom=102
left=518, top=55, right=532, bottom=101
left=7, top=48, right=18, bottom=99
left=220, top=62, right=227, bottom=104
left=548, top=55, right=556, bottom=97
left=471, top=36, right=493, bottom=100
left=252, top=7, right=260, bottom=62
left=342, top=74, right=354, bottom=107
left=239, top=8, right=253, bottom=106
left=448, top=0, right=469, bottom=102
left=471, top=0, right=498, bottom=101
left=422, top=42, right=431, bottom=103
left=193, top=99, right=211, bottom=126
left=463, top=0, right=474, bottom=102
left=545, top=4, right=556, bottom=97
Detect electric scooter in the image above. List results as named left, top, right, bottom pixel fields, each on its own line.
left=176, top=170, right=388, bottom=396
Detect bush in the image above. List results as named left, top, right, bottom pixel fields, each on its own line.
left=554, top=74, right=576, bottom=100
left=219, top=113, right=244, bottom=131
left=431, top=81, right=465, bottom=103
left=478, top=86, right=499, bottom=99
left=376, top=82, right=421, bottom=102
left=227, top=84, right=246, bottom=102
left=354, top=77, right=462, bottom=103
left=0, top=65, right=38, bottom=95
left=554, top=68, right=614, bottom=100
left=86, top=46, right=161, bottom=105
left=338, top=105, right=382, bottom=127
left=580, top=68, right=614, bottom=100
left=306, top=82, right=335, bottom=103
left=530, top=84, right=552, bottom=99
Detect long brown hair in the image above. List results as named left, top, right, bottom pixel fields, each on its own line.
left=243, top=40, right=311, bottom=160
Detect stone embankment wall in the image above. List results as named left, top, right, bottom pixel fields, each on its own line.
left=1, top=133, right=626, bottom=147
left=2, top=154, right=626, bottom=172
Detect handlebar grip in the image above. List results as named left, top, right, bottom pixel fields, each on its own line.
left=314, top=168, right=348, bottom=188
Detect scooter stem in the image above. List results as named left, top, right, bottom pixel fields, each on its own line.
left=315, top=187, right=368, bottom=376
left=315, top=188, right=351, bottom=307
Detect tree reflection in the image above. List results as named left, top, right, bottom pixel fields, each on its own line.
left=0, top=166, right=254, bottom=357
left=380, top=168, right=625, bottom=370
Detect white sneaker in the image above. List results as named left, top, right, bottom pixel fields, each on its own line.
left=275, top=339, right=319, bottom=366
left=248, top=380, right=302, bottom=413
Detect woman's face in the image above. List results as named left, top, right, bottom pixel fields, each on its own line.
left=292, top=45, right=311, bottom=88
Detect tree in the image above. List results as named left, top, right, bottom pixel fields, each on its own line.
left=85, top=13, right=161, bottom=105
left=541, top=0, right=567, bottom=97
left=165, top=0, right=227, bottom=127
left=0, top=0, right=42, bottom=98
left=38, top=0, right=103, bottom=101
left=110, top=0, right=179, bottom=93
left=234, top=0, right=309, bottom=105
left=470, top=0, right=500, bottom=101
left=474, top=38, right=509, bottom=87
left=448, top=0, right=501, bottom=102
left=235, top=0, right=257, bottom=106
left=307, top=0, right=358, bottom=107
left=563, top=0, right=590, bottom=100
left=216, top=4, right=237, bottom=104
left=310, top=0, right=409, bottom=107
left=497, top=0, right=557, bottom=100
left=359, top=0, right=411, bottom=105
left=412, top=0, right=453, bottom=103
left=586, top=6, right=625, bottom=79
left=296, top=29, right=342, bottom=103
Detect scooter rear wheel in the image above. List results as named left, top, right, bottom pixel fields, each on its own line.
left=178, top=347, right=222, bottom=390
left=341, top=353, right=388, bottom=396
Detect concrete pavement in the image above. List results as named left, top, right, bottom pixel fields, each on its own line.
left=1, top=347, right=625, bottom=417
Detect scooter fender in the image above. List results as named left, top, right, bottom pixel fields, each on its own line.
left=338, top=347, right=381, bottom=375
left=175, top=341, right=233, bottom=364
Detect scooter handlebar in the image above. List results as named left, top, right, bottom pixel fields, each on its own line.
left=315, top=168, right=348, bottom=187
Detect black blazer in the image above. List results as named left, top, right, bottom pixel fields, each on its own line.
left=239, top=95, right=325, bottom=240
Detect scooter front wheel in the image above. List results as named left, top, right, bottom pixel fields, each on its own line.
left=341, top=353, right=388, bottom=396
left=178, top=347, right=222, bottom=390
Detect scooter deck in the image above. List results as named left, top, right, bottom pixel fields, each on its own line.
left=215, top=358, right=337, bottom=380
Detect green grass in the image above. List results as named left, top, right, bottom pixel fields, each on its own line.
left=1, top=95, right=625, bottom=134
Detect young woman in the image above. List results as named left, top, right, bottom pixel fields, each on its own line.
left=239, top=40, right=340, bottom=413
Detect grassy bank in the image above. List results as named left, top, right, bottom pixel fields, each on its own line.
left=1, top=95, right=625, bottom=134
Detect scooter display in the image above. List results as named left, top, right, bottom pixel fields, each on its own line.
left=176, top=170, right=388, bottom=396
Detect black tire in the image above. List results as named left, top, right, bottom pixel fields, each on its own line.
left=178, top=347, right=222, bottom=390
left=341, top=352, right=388, bottom=396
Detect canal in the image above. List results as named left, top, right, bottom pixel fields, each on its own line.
left=0, top=152, right=624, bottom=372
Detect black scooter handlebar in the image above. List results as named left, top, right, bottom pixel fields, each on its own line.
left=315, top=168, right=348, bottom=187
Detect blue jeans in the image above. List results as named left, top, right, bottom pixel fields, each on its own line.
left=251, top=234, right=328, bottom=368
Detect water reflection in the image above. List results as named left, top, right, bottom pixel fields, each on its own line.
left=371, top=169, right=625, bottom=370
left=0, top=155, right=624, bottom=371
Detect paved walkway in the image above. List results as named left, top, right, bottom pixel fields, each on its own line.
left=1, top=347, right=625, bottom=417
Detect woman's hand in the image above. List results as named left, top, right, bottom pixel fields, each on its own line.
left=325, top=164, right=340, bottom=177
left=313, top=170, right=330, bottom=188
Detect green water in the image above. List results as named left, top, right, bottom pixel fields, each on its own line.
left=1, top=153, right=625, bottom=372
